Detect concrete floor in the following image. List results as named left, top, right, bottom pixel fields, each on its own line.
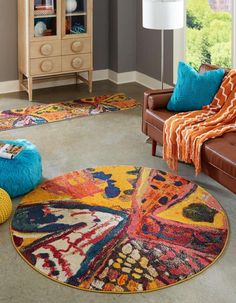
left=0, top=81, right=235, bottom=303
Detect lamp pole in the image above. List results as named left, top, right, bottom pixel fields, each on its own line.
left=161, top=29, right=164, bottom=90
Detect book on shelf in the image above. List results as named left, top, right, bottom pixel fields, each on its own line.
left=0, top=143, right=24, bottom=160
left=34, top=4, right=55, bottom=15
left=35, top=4, right=54, bottom=10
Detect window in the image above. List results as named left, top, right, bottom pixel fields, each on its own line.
left=173, top=0, right=236, bottom=81
left=186, top=0, right=232, bottom=70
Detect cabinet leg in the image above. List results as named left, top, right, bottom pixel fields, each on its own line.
left=19, top=72, right=23, bottom=91
left=28, top=77, right=33, bottom=102
left=75, top=73, right=79, bottom=85
left=88, top=70, right=93, bottom=93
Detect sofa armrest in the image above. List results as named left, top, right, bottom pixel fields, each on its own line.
left=142, top=88, right=174, bottom=135
left=144, top=88, right=174, bottom=110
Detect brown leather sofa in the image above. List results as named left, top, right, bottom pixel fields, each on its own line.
left=142, top=64, right=236, bottom=194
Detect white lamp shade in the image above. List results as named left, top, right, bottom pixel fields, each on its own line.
left=143, top=0, right=184, bottom=30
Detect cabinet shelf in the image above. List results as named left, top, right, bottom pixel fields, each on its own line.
left=66, top=11, right=87, bottom=17
left=34, top=14, right=57, bottom=18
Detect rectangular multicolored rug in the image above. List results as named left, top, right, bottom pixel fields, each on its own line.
left=0, top=93, right=137, bottom=131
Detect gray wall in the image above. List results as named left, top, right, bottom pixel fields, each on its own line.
left=109, top=0, right=118, bottom=72
left=0, top=0, right=18, bottom=82
left=93, top=0, right=109, bottom=70
left=0, top=0, right=173, bottom=84
left=109, top=0, right=136, bottom=73
left=109, top=0, right=173, bottom=84
left=116, top=0, right=137, bottom=73
left=136, top=0, right=173, bottom=84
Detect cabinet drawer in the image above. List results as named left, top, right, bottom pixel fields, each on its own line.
left=62, top=38, right=91, bottom=55
left=30, top=41, right=61, bottom=59
left=31, top=57, right=61, bottom=76
left=62, top=54, right=91, bottom=72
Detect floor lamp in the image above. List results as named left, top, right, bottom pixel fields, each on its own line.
left=143, top=0, right=184, bottom=90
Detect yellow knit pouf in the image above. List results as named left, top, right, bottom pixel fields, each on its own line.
left=0, top=188, right=12, bottom=224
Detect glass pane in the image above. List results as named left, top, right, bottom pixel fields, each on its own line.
left=65, top=0, right=87, bottom=35
left=186, top=0, right=232, bottom=70
left=34, top=0, right=57, bottom=37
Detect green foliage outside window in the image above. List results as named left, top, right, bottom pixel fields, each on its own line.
left=186, top=0, right=232, bottom=70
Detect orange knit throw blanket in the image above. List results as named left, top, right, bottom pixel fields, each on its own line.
left=163, top=70, right=236, bottom=175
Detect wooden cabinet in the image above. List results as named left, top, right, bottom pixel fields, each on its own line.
left=18, top=0, right=93, bottom=101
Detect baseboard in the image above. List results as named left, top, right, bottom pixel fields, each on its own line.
left=0, top=69, right=171, bottom=94
left=108, top=70, right=172, bottom=89
left=108, top=70, right=136, bottom=84
left=90, top=69, right=109, bottom=81
left=136, top=72, right=172, bottom=90
left=0, top=80, right=20, bottom=94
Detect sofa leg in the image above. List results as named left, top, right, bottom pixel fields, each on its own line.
left=152, top=140, right=157, bottom=156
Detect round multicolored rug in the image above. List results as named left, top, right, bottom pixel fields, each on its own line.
left=11, top=166, right=229, bottom=293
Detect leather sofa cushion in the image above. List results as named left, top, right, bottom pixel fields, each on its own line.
left=146, top=108, right=236, bottom=178
left=146, top=109, right=174, bottom=130
left=202, top=133, right=236, bottom=179
left=147, top=93, right=173, bottom=110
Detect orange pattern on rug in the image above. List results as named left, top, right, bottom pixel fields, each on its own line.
left=0, top=93, right=137, bottom=131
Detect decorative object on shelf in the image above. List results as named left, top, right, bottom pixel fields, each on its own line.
left=34, top=21, right=47, bottom=37
left=0, top=188, right=12, bottom=224
left=143, top=0, right=184, bottom=89
left=70, top=22, right=85, bottom=34
left=0, top=94, right=137, bottom=132
left=0, top=140, right=42, bottom=198
left=43, top=29, right=53, bottom=36
left=65, top=17, right=72, bottom=34
left=11, top=165, right=229, bottom=293
left=66, top=0, right=78, bottom=13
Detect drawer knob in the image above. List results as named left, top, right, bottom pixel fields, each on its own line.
left=72, top=57, right=83, bottom=69
left=40, top=43, right=53, bottom=56
left=71, top=41, right=83, bottom=53
left=40, top=60, right=53, bottom=72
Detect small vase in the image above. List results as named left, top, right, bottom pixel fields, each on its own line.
left=66, top=0, right=77, bottom=13
left=34, top=21, right=47, bottom=37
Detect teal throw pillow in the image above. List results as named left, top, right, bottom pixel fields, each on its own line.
left=167, top=61, right=225, bottom=112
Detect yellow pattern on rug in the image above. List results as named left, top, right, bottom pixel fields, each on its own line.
left=11, top=166, right=229, bottom=293
left=0, top=93, right=137, bottom=131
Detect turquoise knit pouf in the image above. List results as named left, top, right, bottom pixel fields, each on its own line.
left=0, top=140, right=42, bottom=198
